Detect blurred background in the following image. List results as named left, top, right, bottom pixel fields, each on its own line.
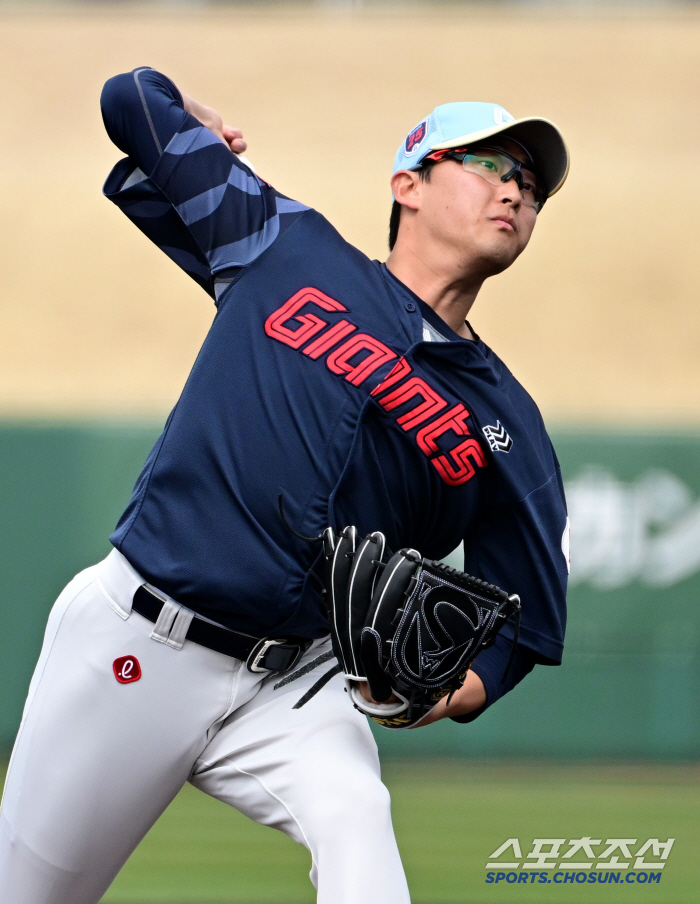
left=1, top=1, right=699, bottom=901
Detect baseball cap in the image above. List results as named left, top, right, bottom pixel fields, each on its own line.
left=393, top=102, right=569, bottom=198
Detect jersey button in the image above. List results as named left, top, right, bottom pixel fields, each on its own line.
left=405, top=302, right=416, bottom=313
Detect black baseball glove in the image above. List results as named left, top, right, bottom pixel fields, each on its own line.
left=323, top=526, right=521, bottom=729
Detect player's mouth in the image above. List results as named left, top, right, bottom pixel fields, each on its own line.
left=490, top=215, right=516, bottom=232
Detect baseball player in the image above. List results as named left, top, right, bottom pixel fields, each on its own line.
left=0, top=67, right=570, bottom=904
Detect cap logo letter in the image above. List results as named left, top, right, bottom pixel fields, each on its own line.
left=405, top=121, right=427, bottom=156
left=493, top=107, right=515, bottom=126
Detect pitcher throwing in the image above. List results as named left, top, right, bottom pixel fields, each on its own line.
left=0, top=68, right=570, bottom=903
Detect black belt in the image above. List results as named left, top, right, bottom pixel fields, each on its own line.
left=132, top=585, right=310, bottom=673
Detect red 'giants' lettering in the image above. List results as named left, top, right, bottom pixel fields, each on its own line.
left=264, top=288, right=487, bottom=486
left=378, top=376, right=448, bottom=429
left=303, top=320, right=356, bottom=359
left=432, top=438, right=487, bottom=486
left=416, top=404, right=487, bottom=486
left=326, top=334, right=397, bottom=386
left=370, top=356, right=412, bottom=397
left=264, top=287, right=346, bottom=349
left=416, top=404, right=471, bottom=454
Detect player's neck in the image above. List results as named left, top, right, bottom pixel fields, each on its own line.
left=385, top=241, right=482, bottom=340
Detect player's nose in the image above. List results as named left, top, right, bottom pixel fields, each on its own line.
left=495, top=177, right=524, bottom=208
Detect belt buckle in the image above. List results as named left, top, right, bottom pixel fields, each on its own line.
left=246, top=638, right=301, bottom=673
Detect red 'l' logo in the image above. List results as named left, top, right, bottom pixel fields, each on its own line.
left=113, top=655, right=141, bottom=684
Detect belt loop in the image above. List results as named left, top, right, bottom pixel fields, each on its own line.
left=151, top=599, right=179, bottom=644
left=166, top=607, right=194, bottom=651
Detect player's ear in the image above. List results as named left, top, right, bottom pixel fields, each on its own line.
left=391, top=170, right=422, bottom=212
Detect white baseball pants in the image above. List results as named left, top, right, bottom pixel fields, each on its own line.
left=0, top=549, right=410, bottom=904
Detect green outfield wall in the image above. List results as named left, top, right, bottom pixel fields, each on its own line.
left=1, top=423, right=699, bottom=759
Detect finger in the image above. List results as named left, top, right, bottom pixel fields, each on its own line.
left=222, top=126, right=247, bottom=154
left=357, top=681, right=373, bottom=703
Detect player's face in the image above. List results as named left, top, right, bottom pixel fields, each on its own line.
left=420, top=137, right=539, bottom=276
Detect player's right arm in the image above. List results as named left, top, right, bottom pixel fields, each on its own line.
left=100, top=68, right=309, bottom=301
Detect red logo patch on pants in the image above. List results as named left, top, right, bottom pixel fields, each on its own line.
left=113, top=655, right=141, bottom=684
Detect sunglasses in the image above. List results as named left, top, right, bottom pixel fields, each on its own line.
left=421, top=146, right=547, bottom=213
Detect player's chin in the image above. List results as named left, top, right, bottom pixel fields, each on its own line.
left=479, top=242, right=524, bottom=276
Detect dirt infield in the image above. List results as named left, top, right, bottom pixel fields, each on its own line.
left=1, top=4, right=699, bottom=423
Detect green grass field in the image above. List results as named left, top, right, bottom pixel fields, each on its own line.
left=1, top=760, right=697, bottom=903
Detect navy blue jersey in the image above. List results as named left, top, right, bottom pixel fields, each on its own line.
left=101, top=69, right=568, bottom=670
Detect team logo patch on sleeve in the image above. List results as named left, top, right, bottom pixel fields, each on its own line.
left=113, top=655, right=142, bottom=684
left=405, top=121, right=428, bottom=156
left=482, top=421, right=513, bottom=453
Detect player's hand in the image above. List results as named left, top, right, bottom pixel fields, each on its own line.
left=357, top=681, right=400, bottom=706
left=356, top=673, right=485, bottom=727
left=182, top=92, right=247, bottom=155
left=356, top=671, right=486, bottom=727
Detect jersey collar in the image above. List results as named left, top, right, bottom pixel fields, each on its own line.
left=380, top=263, right=484, bottom=348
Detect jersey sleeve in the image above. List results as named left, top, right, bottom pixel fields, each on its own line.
left=100, top=68, right=310, bottom=301
left=450, top=633, right=537, bottom=724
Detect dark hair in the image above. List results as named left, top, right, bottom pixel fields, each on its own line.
left=388, top=165, right=432, bottom=251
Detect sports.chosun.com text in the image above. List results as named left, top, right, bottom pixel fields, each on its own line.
left=485, top=871, right=662, bottom=885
